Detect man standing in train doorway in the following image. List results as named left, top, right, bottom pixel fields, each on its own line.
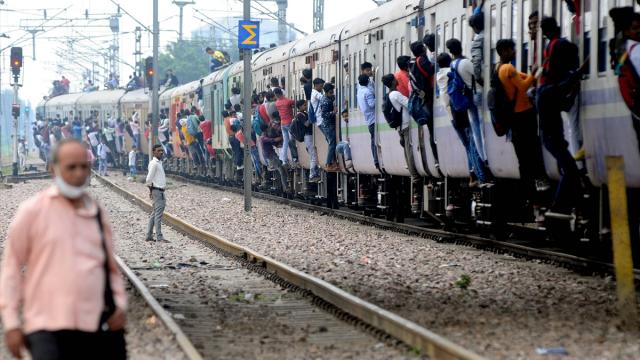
left=145, top=145, right=168, bottom=243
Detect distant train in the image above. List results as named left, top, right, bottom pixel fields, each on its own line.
left=36, top=0, right=640, bottom=248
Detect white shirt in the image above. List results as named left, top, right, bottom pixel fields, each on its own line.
left=310, top=89, right=324, bottom=126
left=146, top=157, right=166, bottom=189
left=452, top=58, right=475, bottom=89
left=627, top=40, right=640, bottom=75
left=87, top=132, right=99, bottom=147
left=97, top=143, right=108, bottom=159
left=436, top=67, right=452, bottom=118
left=388, top=90, right=411, bottom=130
left=130, top=121, right=140, bottom=135
left=128, top=151, right=137, bottom=167
left=230, top=94, right=242, bottom=106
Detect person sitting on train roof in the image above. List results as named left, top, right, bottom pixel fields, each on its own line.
left=536, top=16, right=585, bottom=215
left=357, top=74, right=379, bottom=170
left=409, top=41, right=440, bottom=170
left=274, top=88, right=297, bottom=166
left=382, top=73, right=420, bottom=186
left=260, top=120, right=288, bottom=190
left=495, top=38, right=550, bottom=198
left=319, top=83, right=340, bottom=172
left=163, top=69, right=179, bottom=89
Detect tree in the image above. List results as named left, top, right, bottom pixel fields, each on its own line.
left=157, top=38, right=211, bottom=85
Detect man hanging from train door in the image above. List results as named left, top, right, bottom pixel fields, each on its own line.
left=537, top=16, right=586, bottom=215
left=468, top=12, right=489, bottom=165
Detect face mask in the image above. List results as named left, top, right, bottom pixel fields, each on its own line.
left=54, top=168, right=89, bottom=199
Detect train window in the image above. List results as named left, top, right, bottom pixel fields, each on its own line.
left=444, top=22, right=449, bottom=42
left=382, top=42, right=387, bottom=75
left=436, top=25, right=442, bottom=53
left=364, top=49, right=368, bottom=62
left=584, top=0, right=592, bottom=75
left=349, top=54, right=353, bottom=107
left=501, top=2, right=508, bottom=40
left=597, top=0, right=607, bottom=74
left=452, top=18, right=458, bottom=40
left=491, top=5, right=498, bottom=65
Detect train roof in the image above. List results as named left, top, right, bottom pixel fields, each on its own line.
left=120, top=88, right=150, bottom=104
left=159, top=86, right=178, bottom=102
left=252, top=40, right=299, bottom=70
left=45, top=92, right=86, bottom=107
left=226, top=61, right=244, bottom=78
left=290, top=23, right=343, bottom=58
left=76, top=89, right=126, bottom=105
left=171, top=80, right=201, bottom=97
left=340, top=0, right=418, bottom=39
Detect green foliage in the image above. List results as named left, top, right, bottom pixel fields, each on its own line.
left=455, top=274, right=472, bottom=290
left=157, top=38, right=211, bottom=84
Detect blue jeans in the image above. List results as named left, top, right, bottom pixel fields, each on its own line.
left=368, top=123, right=379, bottom=167
left=321, top=122, right=337, bottom=165
left=129, top=166, right=137, bottom=177
left=229, top=136, right=243, bottom=167
left=454, top=124, right=489, bottom=183
left=336, top=141, right=352, bottom=160
left=280, top=125, right=291, bottom=164
left=468, top=92, right=487, bottom=162
left=98, top=158, right=107, bottom=175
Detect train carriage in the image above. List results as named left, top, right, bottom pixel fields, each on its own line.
left=120, top=88, right=151, bottom=154
left=75, top=90, right=125, bottom=127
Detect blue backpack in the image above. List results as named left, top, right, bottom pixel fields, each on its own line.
left=447, top=59, right=472, bottom=113
left=252, top=112, right=263, bottom=136
left=308, top=101, right=317, bottom=124
left=187, top=115, right=199, bottom=136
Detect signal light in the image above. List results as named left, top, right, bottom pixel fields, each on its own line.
left=12, top=104, right=20, bottom=118
left=145, top=56, right=154, bottom=89
left=10, top=47, right=22, bottom=76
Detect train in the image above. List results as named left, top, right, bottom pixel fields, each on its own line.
left=36, top=0, right=640, bottom=251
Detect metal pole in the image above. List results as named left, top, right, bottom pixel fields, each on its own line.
left=606, top=156, right=639, bottom=330
left=12, top=77, right=19, bottom=176
left=178, top=5, right=184, bottom=41
left=150, top=0, right=160, bottom=162
left=242, top=0, right=252, bottom=212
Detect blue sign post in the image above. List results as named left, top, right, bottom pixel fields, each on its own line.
left=238, top=20, right=260, bottom=49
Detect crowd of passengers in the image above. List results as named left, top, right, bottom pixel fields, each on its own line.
left=209, top=9, right=588, bottom=219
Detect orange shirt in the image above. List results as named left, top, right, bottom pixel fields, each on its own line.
left=0, top=186, right=127, bottom=333
left=497, top=63, right=536, bottom=113
left=394, top=69, right=412, bottom=97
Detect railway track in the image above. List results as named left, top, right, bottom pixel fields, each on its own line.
left=94, top=173, right=485, bottom=359
left=165, top=172, right=640, bottom=282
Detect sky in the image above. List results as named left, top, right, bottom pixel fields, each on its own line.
left=0, top=0, right=379, bottom=106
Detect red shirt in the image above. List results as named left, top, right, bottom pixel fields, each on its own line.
left=394, top=70, right=412, bottom=97
left=275, top=97, right=295, bottom=126
left=259, top=104, right=270, bottom=124
left=199, top=120, right=212, bottom=140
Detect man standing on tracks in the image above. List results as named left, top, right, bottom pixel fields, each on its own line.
left=0, top=138, right=127, bottom=360
left=146, top=144, right=167, bottom=243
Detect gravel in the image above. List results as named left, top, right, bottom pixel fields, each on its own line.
left=100, top=171, right=640, bottom=360
left=0, top=179, right=187, bottom=360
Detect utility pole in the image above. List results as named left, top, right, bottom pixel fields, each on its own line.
left=134, top=26, right=142, bottom=76
left=25, top=28, right=43, bottom=60
left=10, top=47, right=23, bottom=176
left=172, top=1, right=195, bottom=41
left=242, top=0, right=253, bottom=212
left=150, top=0, right=160, bottom=162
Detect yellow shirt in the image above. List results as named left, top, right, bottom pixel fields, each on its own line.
left=497, top=63, right=536, bottom=113
left=181, top=125, right=194, bottom=145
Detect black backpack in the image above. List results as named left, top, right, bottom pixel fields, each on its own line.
left=487, top=65, right=516, bottom=137
left=289, top=113, right=307, bottom=142
left=382, top=94, right=402, bottom=128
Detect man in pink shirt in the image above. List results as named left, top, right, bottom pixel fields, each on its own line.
left=273, top=87, right=296, bottom=165
left=0, top=139, right=127, bottom=360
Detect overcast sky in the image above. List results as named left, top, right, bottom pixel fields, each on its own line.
left=0, top=0, right=378, bottom=105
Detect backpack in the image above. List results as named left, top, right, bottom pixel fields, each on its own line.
left=187, top=115, right=199, bottom=136
left=447, top=59, right=472, bottom=113
left=382, top=93, right=402, bottom=129
left=410, top=56, right=434, bottom=96
left=541, top=38, right=580, bottom=111
left=616, top=43, right=640, bottom=116
left=289, top=113, right=307, bottom=142
left=487, top=64, right=517, bottom=137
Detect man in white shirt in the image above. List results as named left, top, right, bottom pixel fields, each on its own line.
left=381, top=74, right=419, bottom=185
left=96, top=139, right=109, bottom=176
left=145, top=145, right=167, bottom=242
left=446, top=38, right=488, bottom=164
left=310, top=78, right=325, bottom=127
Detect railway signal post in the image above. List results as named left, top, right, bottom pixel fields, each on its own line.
left=238, top=1, right=259, bottom=212
left=10, top=47, right=22, bottom=176
left=150, top=0, right=160, bottom=162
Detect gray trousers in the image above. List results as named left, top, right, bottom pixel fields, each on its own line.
left=146, top=189, right=166, bottom=240
left=399, top=127, right=420, bottom=184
